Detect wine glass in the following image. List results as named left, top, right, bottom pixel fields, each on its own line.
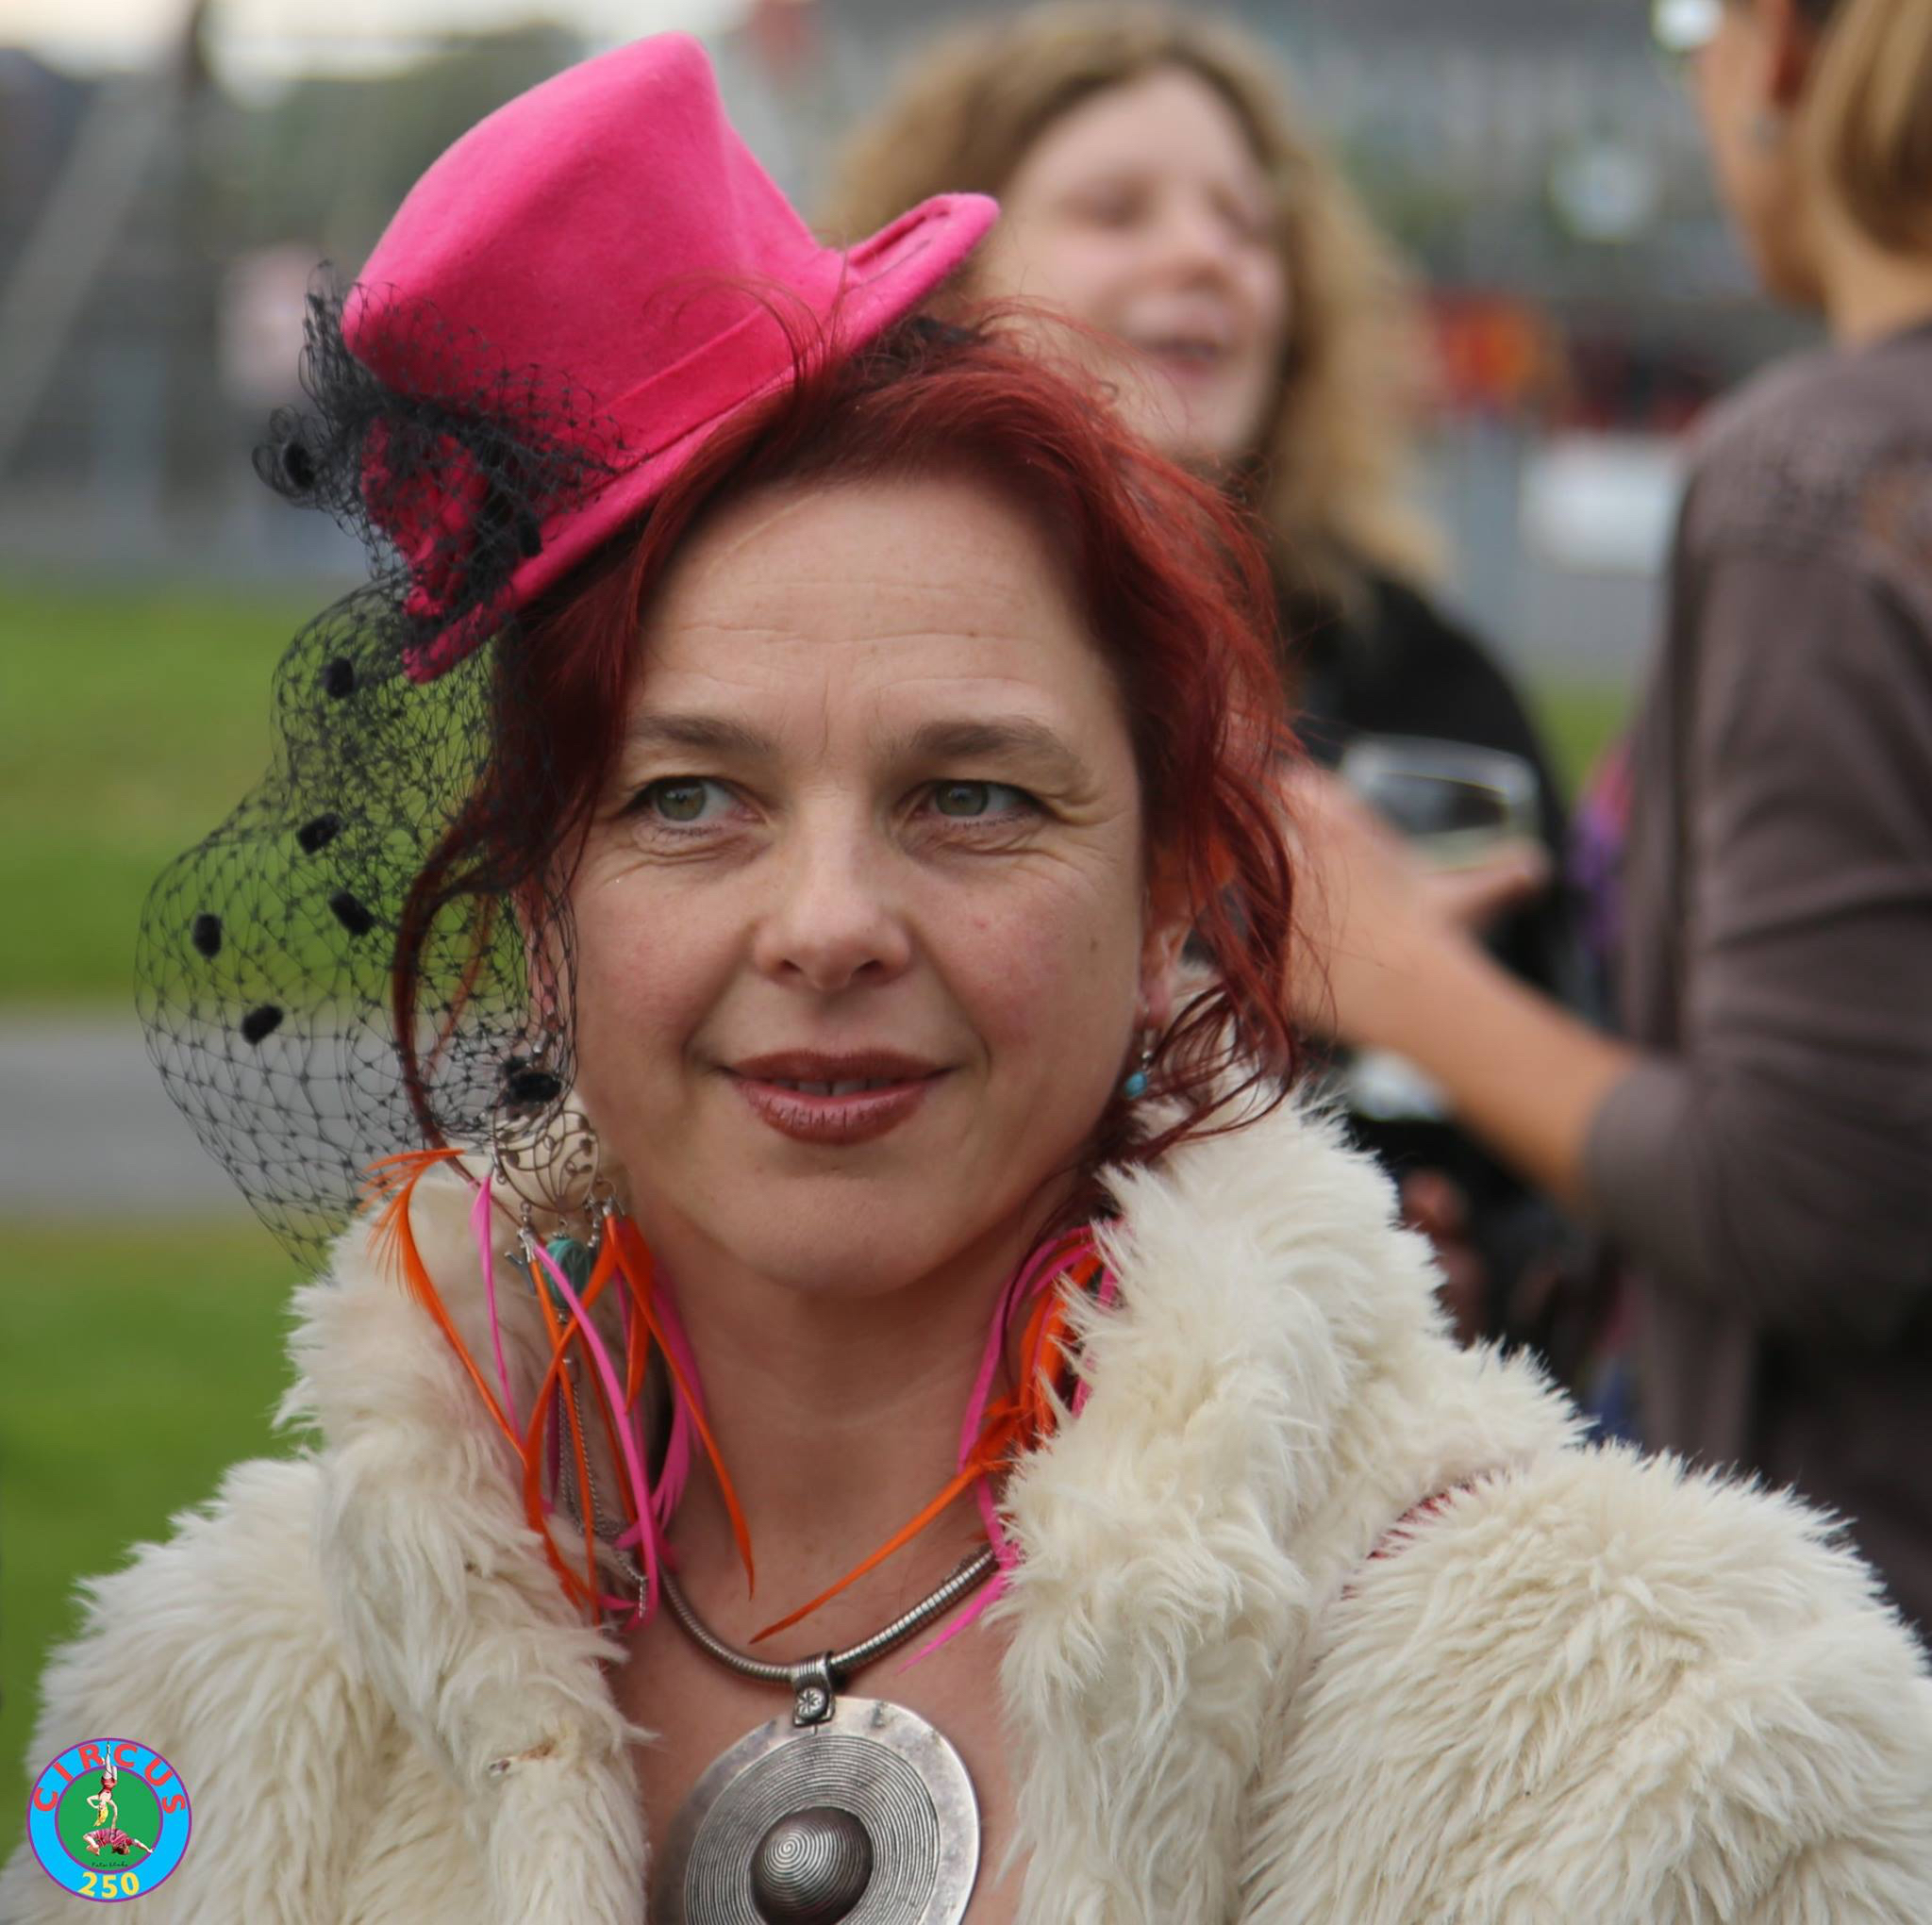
left=1332, top=736, right=1541, bottom=1122
left=1336, top=736, right=1541, bottom=870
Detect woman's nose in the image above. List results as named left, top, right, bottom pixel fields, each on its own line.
left=1153, top=196, right=1241, bottom=282
left=750, top=817, right=913, bottom=993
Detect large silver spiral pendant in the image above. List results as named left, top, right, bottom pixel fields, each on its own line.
left=652, top=1696, right=979, bottom=1924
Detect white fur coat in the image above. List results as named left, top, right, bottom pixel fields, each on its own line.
left=7, top=1103, right=1930, bottom=1921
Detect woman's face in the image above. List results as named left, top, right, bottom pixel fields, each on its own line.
left=973, top=65, right=1291, bottom=468
left=1688, top=0, right=1822, bottom=304
left=569, top=470, right=1172, bottom=1302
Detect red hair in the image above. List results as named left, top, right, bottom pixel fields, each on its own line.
left=397, top=309, right=1301, bottom=1181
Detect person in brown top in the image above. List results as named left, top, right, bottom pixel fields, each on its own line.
left=1288, top=0, right=1932, bottom=1640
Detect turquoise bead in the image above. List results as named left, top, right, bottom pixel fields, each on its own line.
left=542, top=1235, right=595, bottom=1315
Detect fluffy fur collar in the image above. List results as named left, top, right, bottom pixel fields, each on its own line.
left=284, top=1097, right=1579, bottom=1920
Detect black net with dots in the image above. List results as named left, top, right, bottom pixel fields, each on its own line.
left=135, top=279, right=632, bottom=1262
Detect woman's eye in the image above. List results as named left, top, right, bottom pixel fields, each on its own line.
left=929, top=780, right=1031, bottom=821
left=1243, top=207, right=1279, bottom=246
left=1067, top=187, right=1142, bottom=228
left=1224, top=203, right=1273, bottom=245
left=635, top=777, right=733, bottom=824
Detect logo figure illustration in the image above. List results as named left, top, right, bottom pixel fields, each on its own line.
left=83, top=1758, right=118, bottom=1832
left=80, top=1757, right=154, bottom=1864
left=25, top=1738, right=192, bottom=1900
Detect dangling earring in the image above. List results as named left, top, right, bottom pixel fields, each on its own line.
left=356, top=1048, right=753, bottom=1632
left=479, top=1075, right=752, bottom=1626
left=1122, top=1031, right=1155, bottom=1101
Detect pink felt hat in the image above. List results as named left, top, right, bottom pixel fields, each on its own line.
left=339, top=33, right=995, bottom=681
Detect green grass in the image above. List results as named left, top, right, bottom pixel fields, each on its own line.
left=0, top=1219, right=291, bottom=1851
left=1532, top=681, right=1632, bottom=801
left=0, top=580, right=309, bottom=1004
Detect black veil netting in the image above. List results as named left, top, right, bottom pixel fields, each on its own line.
left=135, top=279, right=634, bottom=1263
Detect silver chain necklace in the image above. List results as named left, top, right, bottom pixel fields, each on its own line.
left=658, top=1548, right=998, bottom=1710
left=648, top=1551, right=996, bottom=1924
left=551, top=1327, right=996, bottom=1925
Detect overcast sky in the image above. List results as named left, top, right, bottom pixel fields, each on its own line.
left=9, top=0, right=746, bottom=78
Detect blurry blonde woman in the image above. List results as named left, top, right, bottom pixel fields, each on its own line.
left=1282, top=0, right=1932, bottom=1640
left=827, top=6, right=1440, bottom=611
left=827, top=3, right=1581, bottom=1345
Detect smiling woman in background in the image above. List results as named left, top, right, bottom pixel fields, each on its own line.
left=826, top=3, right=1583, bottom=1352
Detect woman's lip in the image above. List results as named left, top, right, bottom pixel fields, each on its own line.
left=731, top=1072, right=941, bottom=1146
left=730, top=1051, right=943, bottom=1083
left=1139, top=341, right=1235, bottom=384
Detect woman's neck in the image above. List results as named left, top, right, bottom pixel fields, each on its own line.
left=1816, top=210, right=1932, bottom=348
left=638, top=1205, right=1051, bottom=1636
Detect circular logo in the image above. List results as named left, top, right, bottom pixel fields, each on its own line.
left=25, top=1739, right=192, bottom=1901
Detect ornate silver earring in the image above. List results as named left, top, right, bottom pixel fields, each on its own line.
left=1122, top=1033, right=1156, bottom=1100
left=487, top=1030, right=610, bottom=1276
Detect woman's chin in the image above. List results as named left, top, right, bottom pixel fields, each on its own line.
left=1122, top=390, right=1259, bottom=476
left=671, top=1161, right=1045, bottom=1308
left=695, top=1220, right=974, bottom=1305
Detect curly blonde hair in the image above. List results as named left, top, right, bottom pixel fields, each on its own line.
left=823, top=3, right=1443, bottom=600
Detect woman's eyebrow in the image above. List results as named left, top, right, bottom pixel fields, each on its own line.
left=896, top=716, right=1087, bottom=783
left=623, top=712, right=1090, bottom=783
left=623, top=714, right=776, bottom=756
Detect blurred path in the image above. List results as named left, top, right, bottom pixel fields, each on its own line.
left=0, top=1016, right=248, bottom=1219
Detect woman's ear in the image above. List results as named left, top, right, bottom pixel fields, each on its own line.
left=1757, top=0, right=1825, bottom=111
left=1138, top=851, right=1191, bottom=1033
left=518, top=889, right=575, bottom=1065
